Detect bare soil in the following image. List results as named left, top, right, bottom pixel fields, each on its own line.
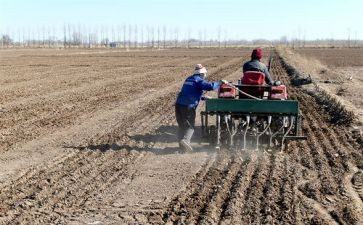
left=296, top=48, right=363, bottom=67
left=292, top=47, right=363, bottom=124
left=0, top=48, right=362, bottom=225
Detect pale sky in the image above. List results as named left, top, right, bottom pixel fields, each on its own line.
left=0, top=0, right=362, bottom=41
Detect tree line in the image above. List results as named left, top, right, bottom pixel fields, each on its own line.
left=0, top=24, right=362, bottom=49
left=0, top=24, right=233, bottom=48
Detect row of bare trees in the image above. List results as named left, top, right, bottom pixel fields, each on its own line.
left=0, top=24, right=233, bottom=49
left=1, top=24, right=362, bottom=49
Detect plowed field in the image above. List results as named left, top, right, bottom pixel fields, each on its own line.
left=0, top=48, right=362, bottom=225
left=292, top=47, right=363, bottom=122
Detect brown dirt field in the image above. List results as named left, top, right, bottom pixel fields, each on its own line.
left=295, top=48, right=363, bottom=67
left=0, top=48, right=362, bottom=225
left=292, top=47, right=363, bottom=124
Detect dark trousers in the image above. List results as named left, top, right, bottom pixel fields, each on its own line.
left=175, top=104, right=196, bottom=143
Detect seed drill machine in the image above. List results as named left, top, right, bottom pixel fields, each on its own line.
left=201, top=65, right=306, bottom=151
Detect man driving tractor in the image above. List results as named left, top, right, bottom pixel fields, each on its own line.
left=175, top=64, right=220, bottom=152
left=243, top=48, right=279, bottom=85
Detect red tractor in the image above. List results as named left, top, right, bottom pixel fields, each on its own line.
left=219, top=71, right=287, bottom=100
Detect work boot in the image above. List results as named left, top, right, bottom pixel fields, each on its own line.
left=180, top=139, right=193, bottom=152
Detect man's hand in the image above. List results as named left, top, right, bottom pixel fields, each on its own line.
left=201, top=96, right=211, bottom=100
left=274, top=80, right=282, bottom=86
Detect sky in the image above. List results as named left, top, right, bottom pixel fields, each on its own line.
left=0, top=0, right=362, bottom=41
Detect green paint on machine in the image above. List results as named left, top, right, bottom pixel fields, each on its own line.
left=205, top=99, right=299, bottom=114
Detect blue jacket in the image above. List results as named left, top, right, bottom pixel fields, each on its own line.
left=176, top=74, right=220, bottom=108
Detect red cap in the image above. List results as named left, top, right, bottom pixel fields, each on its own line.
left=251, top=48, right=263, bottom=60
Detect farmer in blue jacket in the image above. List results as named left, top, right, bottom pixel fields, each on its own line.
left=175, top=64, right=220, bottom=152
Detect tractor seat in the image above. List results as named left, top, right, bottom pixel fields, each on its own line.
left=241, top=71, right=265, bottom=85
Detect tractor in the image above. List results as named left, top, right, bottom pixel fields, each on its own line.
left=200, top=70, right=306, bottom=151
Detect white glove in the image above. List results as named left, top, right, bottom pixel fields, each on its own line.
left=274, top=80, right=282, bottom=86
left=220, top=80, right=228, bottom=84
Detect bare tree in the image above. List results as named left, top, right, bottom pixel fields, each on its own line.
left=224, top=29, right=227, bottom=48
left=198, top=30, right=202, bottom=48
left=123, top=24, right=127, bottom=48
left=68, top=23, right=72, bottom=48
left=347, top=28, right=351, bottom=47
left=37, top=26, right=41, bottom=47
left=174, top=27, right=179, bottom=48
left=41, top=25, right=45, bottom=47
left=78, top=23, right=82, bottom=47
left=129, top=25, right=132, bottom=48
left=100, top=25, right=104, bottom=47
left=23, top=27, right=26, bottom=47
left=203, top=29, right=207, bottom=47
left=63, top=24, right=67, bottom=48
left=217, top=27, right=221, bottom=48
left=187, top=28, right=191, bottom=48
left=140, top=26, right=144, bottom=48
left=16, top=28, right=20, bottom=47
left=94, top=27, right=98, bottom=48
left=32, top=28, right=35, bottom=47
left=139, top=26, right=144, bottom=48
left=88, top=27, right=92, bottom=48
left=51, top=25, right=55, bottom=47
left=46, top=26, right=50, bottom=47
left=151, top=26, right=154, bottom=48
left=111, top=25, right=115, bottom=44
left=147, top=26, right=150, bottom=48
left=134, top=24, right=138, bottom=48
left=157, top=26, right=160, bottom=48
left=117, top=25, right=122, bottom=48
left=302, top=29, right=306, bottom=47
left=0, top=34, right=12, bottom=47
left=163, top=26, right=166, bottom=48
left=26, top=28, right=30, bottom=47
left=105, top=25, right=109, bottom=47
